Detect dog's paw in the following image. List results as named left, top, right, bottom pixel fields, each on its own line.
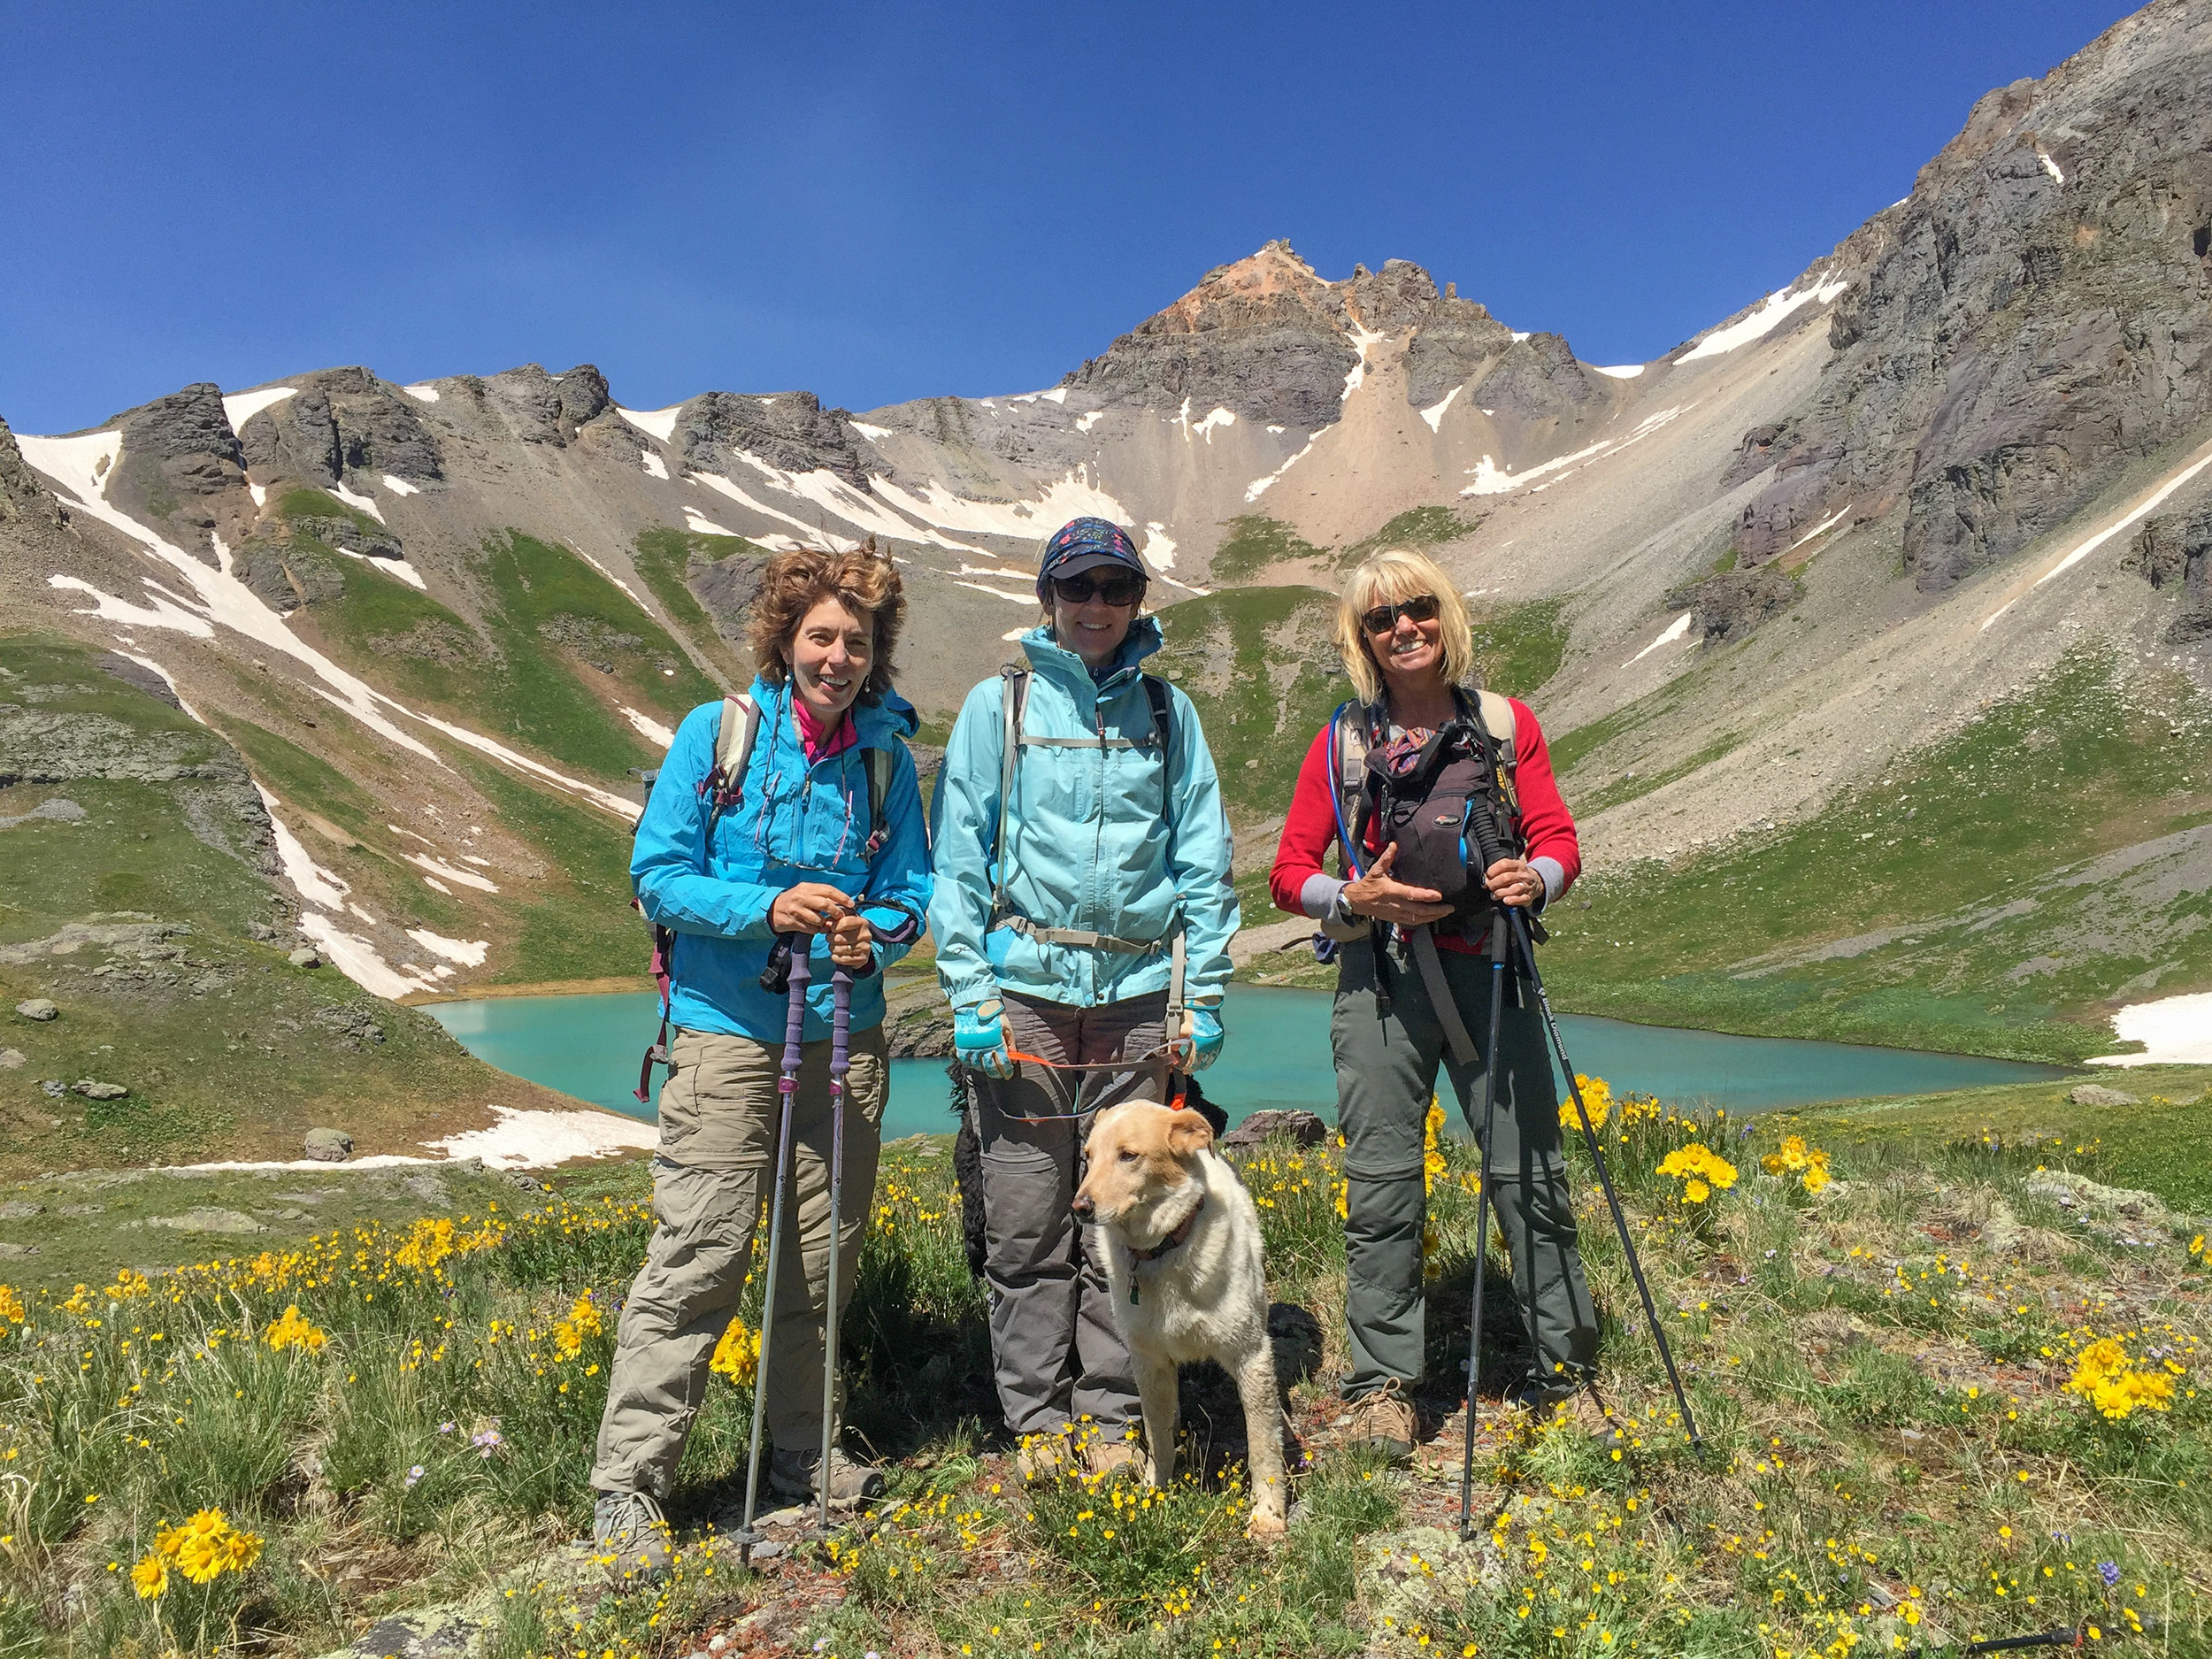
left=1246, top=1507, right=1287, bottom=1542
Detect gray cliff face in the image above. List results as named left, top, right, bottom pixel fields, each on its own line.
left=1735, top=0, right=2212, bottom=590
left=677, top=389, right=865, bottom=487
left=104, top=383, right=246, bottom=531
left=0, top=416, right=44, bottom=522
left=237, top=368, right=444, bottom=489
left=481, top=364, right=615, bottom=446
left=2127, top=503, right=2212, bottom=640
left=1403, top=290, right=1518, bottom=409
left=1469, top=332, right=1609, bottom=426
left=1065, top=239, right=1363, bottom=433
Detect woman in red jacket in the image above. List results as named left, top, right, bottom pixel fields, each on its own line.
left=1270, top=547, right=1611, bottom=1460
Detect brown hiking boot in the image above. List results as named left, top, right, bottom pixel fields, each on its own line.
left=1016, top=1427, right=1073, bottom=1482
left=1079, top=1427, right=1142, bottom=1479
left=767, top=1445, right=885, bottom=1507
left=1340, top=1383, right=1417, bottom=1463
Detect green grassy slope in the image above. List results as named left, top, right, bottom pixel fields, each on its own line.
left=630, top=526, right=757, bottom=684
left=0, top=634, right=582, bottom=1175
left=1543, top=647, right=2212, bottom=1062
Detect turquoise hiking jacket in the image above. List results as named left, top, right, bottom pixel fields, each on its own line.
left=928, top=618, right=1238, bottom=1010
left=633, top=678, right=933, bottom=1043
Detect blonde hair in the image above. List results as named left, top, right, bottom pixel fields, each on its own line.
left=1334, top=547, right=1475, bottom=705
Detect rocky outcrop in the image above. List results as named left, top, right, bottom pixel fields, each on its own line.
left=236, top=540, right=346, bottom=611
left=1403, top=284, right=1518, bottom=409
left=1666, top=565, right=1800, bottom=647
left=1733, top=2, right=2212, bottom=588
left=1064, top=240, right=1363, bottom=433
left=677, top=390, right=866, bottom=487
left=236, top=368, right=443, bottom=488
left=1468, top=332, right=1609, bottom=426
left=104, top=382, right=247, bottom=530
left=0, top=415, right=50, bottom=523
left=483, top=364, right=614, bottom=446
left=2126, top=503, right=2212, bottom=641
left=688, top=541, right=766, bottom=635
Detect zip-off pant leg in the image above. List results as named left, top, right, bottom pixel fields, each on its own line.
left=590, top=1025, right=885, bottom=1500
left=972, top=990, right=1168, bottom=1438
left=1331, top=933, right=1597, bottom=1402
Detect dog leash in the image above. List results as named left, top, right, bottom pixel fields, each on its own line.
left=986, top=1045, right=1187, bottom=1124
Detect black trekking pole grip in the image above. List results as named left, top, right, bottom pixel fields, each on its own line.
left=1506, top=907, right=1703, bottom=1451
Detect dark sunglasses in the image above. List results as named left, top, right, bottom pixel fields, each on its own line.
left=1362, top=593, right=1441, bottom=634
left=1052, top=572, right=1146, bottom=607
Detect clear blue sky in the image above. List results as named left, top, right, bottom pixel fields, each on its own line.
left=0, top=0, right=2129, bottom=434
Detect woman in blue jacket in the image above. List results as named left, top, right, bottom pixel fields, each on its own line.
left=929, top=517, right=1239, bottom=1479
left=591, top=543, right=931, bottom=1575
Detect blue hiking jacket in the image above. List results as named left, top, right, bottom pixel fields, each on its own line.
left=928, top=618, right=1238, bottom=1010
left=633, top=678, right=933, bottom=1042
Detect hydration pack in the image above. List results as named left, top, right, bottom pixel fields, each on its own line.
left=1330, top=688, right=1524, bottom=941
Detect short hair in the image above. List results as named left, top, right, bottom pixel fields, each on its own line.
left=1334, top=547, right=1475, bottom=705
left=747, top=539, right=906, bottom=704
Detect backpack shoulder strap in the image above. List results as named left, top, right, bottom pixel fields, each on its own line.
left=1473, top=689, right=1516, bottom=761
left=703, top=694, right=762, bottom=828
left=1141, top=673, right=1175, bottom=810
left=993, top=666, right=1029, bottom=915
left=859, top=742, right=899, bottom=858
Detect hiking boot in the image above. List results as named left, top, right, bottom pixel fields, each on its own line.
left=768, top=1444, right=886, bottom=1508
left=592, top=1489, right=672, bottom=1583
left=1340, top=1383, right=1417, bottom=1463
left=1079, top=1428, right=1142, bottom=1479
left=1016, top=1428, right=1074, bottom=1482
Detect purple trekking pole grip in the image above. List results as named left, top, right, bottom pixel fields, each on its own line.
left=780, top=941, right=811, bottom=1093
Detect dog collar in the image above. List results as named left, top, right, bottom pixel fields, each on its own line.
left=1127, top=1194, right=1204, bottom=1304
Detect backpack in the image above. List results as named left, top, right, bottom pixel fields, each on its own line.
left=632, top=694, right=897, bottom=1101
left=1317, top=687, right=1522, bottom=945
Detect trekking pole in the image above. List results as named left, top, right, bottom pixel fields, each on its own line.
left=1504, top=906, right=1701, bottom=1449
left=818, top=962, right=854, bottom=1534
left=738, top=936, right=810, bottom=1563
left=1456, top=908, right=1509, bottom=1541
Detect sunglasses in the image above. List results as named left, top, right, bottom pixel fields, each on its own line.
left=1362, top=593, right=1441, bottom=634
left=1052, top=572, right=1146, bottom=607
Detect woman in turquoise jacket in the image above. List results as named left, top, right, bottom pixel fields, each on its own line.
left=929, top=517, right=1239, bottom=1479
left=591, top=544, right=931, bottom=1577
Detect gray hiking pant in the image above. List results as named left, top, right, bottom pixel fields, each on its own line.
left=1332, top=932, right=1598, bottom=1402
left=591, top=1024, right=886, bottom=1501
left=969, top=989, right=1170, bottom=1438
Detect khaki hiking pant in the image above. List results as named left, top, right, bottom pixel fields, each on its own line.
left=969, top=989, right=1169, bottom=1439
left=591, top=1023, right=886, bottom=1501
left=1331, top=933, right=1598, bottom=1404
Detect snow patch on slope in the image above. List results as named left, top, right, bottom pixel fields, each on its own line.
left=641, top=449, right=669, bottom=480
left=618, top=405, right=683, bottom=442
left=1420, top=388, right=1461, bottom=433
left=619, top=706, right=676, bottom=748
left=223, top=386, right=296, bottom=433
left=403, top=384, right=440, bottom=403
left=2085, top=991, right=2212, bottom=1066
left=329, top=481, right=385, bottom=523
left=870, top=469, right=1130, bottom=546
left=1460, top=404, right=1694, bottom=497
left=1676, top=273, right=1848, bottom=364
left=1628, top=612, right=1694, bottom=664
left=1245, top=428, right=1333, bottom=503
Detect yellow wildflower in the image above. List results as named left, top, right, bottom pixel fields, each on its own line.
left=129, top=1553, right=167, bottom=1600
left=1563, top=1075, right=1612, bottom=1132
left=710, top=1317, right=759, bottom=1386
left=263, top=1305, right=327, bottom=1354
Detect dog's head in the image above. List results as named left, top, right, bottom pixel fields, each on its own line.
left=1072, top=1100, right=1213, bottom=1229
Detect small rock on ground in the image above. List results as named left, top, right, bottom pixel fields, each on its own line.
left=304, top=1127, right=354, bottom=1162
left=145, top=1208, right=267, bottom=1235
left=2069, top=1083, right=2139, bottom=1107
left=0, top=1201, right=44, bottom=1220
left=72, top=1079, right=127, bottom=1100
left=0, top=1242, right=38, bottom=1258
left=0, top=1048, right=26, bottom=1070
left=1221, top=1107, right=1331, bottom=1151
left=288, top=948, right=321, bottom=968
left=14, top=999, right=58, bottom=1021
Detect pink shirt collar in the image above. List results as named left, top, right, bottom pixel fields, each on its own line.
left=792, top=692, right=859, bottom=764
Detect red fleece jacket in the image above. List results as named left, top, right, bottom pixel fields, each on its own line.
left=1268, top=696, right=1581, bottom=949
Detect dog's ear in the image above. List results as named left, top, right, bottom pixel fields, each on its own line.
left=1166, top=1108, right=1215, bottom=1158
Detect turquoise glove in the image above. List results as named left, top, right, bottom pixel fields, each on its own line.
left=1178, top=1005, right=1225, bottom=1072
left=954, top=997, right=1016, bottom=1080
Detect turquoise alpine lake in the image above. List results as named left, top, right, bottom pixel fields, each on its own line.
left=423, top=984, right=2066, bottom=1142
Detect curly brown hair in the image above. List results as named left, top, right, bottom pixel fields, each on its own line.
left=746, top=539, right=907, bottom=703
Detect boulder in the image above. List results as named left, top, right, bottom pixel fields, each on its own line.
left=1221, top=1108, right=1332, bottom=1151
left=14, top=999, right=58, bottom=1021
left=303, top=1127, right=354, bottom=1163
left=0, top=1048, right=25, bottom=1070
left=0, top=1201, right=42, bottom=1220
left=71, top=1079, right=127, bottom=1100
left=145, top=1208, right=267, bottom=1235
left=2068, top=1083, right=2139, bottom=1107
left=288, top=948, right=321, bottom=968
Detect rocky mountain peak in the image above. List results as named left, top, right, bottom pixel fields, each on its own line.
left=0, top=414, right=45, bottom=523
